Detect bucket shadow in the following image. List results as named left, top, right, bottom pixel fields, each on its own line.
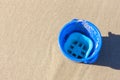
left=94, top=32, right=120, bottom=69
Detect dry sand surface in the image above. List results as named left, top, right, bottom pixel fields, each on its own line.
left=0, top=0, right=120, bottom=80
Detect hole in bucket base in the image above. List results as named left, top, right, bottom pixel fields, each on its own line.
left=72, top=41, right=78, bottom=45
left=72, top=53, right=76, bottom=57
left=81, top=51, right=85, bottom=55
left=78, top=43, right=82, bottom=47
left=67, top=50, right=72, bottom=54
left=70, top=45, right=74, bottom=49
left=83, top=46, right=87, bottom=51
left=77, top=56, right=82, bottom=59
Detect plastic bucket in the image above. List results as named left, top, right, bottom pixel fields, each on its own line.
left=58, top=19, right=102, bottom=63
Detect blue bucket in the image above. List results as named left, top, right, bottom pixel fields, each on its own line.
left=58, top=19, right=102, bottom=63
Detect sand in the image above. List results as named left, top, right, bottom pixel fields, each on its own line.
left=0, top=0, right=120, bottom=80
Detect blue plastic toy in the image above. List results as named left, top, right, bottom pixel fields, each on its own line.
left=58, top=19, right=102, bottom=63
left=64, top=32, right=93, bottom=62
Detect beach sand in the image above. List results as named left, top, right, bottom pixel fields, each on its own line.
left=0, top=0, right=120, bottom=80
